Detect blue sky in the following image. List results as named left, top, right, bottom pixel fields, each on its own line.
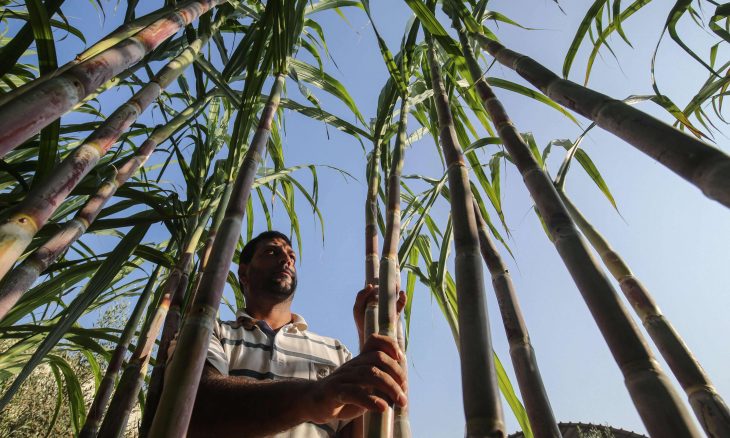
left=33, top=1, right=730, bottom=436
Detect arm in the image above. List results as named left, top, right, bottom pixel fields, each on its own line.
left=188, top=334, right=407, bottom=438
left=188, top=364, right=312, bottom=437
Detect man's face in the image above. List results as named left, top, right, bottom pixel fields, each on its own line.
left=240, top=237, right=297, bottom=301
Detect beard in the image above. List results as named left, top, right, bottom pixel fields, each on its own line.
left=264, top=270, right=297, bottom=300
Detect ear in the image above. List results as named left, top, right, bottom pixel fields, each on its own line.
left=238, top=263, right=249, bottom=289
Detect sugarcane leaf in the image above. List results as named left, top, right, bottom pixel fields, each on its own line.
left=403, top=247, right=418, bottom=349
left=24, top=0, right=60, bottom=189
left=288, top=59, right=366, bottom=126
left=522, top=132, right=544, bottom=168
left=0, top=224, right=148, bottom=411
left=470, top=182, right=513, bottom=258
left=436, top=216, right=453, bottom=294
left=0, top=261, right=103, bottom=327
left=443, top=0, right=482, bottom=33
left=573, top=149, right=618, bottom=210
left=401, top=0, right=461, bottom=56
left=47, top=353, right=86, bottom=434
left=227, top=271, right=245, bottom=311
left=563, top=0, right=608, bottom=79
left=45, top=361, right=65, bottom=437
left=487, top=78, right=580, bottom=126
left=494, top=354, right=533, bottom=438
left=81, top=348, right=102, bottom=389
left=279, top=97, right=370, bottom=140
left=133, top=244, right=175, bottom=269
left=399, top=173, right=448, bottom=265
left=710, top=4, right=730, bottom=44
left=0, top=0, right=65, bottom=78
left=360, top=0, right=408, bottom=95
left=307, top=0, right=362, bottom=15
left=584, top=0, right=651, bottom=84
left=664, top=0, right=719, bottom=78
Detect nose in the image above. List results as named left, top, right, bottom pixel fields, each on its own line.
left=279, top=252, right=294, bottom=267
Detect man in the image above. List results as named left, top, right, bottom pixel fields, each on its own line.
left=188, top=231, right=407, bottom=437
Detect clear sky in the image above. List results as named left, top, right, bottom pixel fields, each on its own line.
left=45, top=1, right=730, bottom=436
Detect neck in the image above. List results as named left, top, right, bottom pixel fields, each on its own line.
left=244, top=296, right=293, bottom=330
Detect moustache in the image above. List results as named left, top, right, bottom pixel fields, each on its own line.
left=275, top=268, right=295, bottom=279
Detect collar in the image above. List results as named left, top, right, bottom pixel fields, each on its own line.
left=236, top=309, right=308, bottom=332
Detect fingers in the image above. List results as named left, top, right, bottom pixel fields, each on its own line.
left=365, top=353, right=407, bottom=400
left=396, top=290, right=407, bottom=313
left=335, top=384, right=387, bottom=414
left=361, top=333, right=402, bottom=362
left=354, top=284, right=378, bottom=312
left=352, top=284, right=378, bottom=319
left=308, top=332, right=409, bottom=424
left=356, top=350, right=407, bottom=389
left=333, top=358, right=406, bottom=408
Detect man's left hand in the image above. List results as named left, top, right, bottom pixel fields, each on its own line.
left=353, top=284, right=406, bottom=343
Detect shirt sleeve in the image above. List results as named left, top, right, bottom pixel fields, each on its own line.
left=205, top=320, right=230, bottom=375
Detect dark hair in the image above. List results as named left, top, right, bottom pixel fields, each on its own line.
left=239, top=230, right=292, bottom=265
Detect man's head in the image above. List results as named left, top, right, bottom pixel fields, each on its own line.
left=238, top=231, right=297, bottom=303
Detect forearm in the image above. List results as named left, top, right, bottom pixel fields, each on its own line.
left=189, top=367, right=315, bottom=437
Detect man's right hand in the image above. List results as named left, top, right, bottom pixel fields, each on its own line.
left=304, top=333, right=408, bottom=424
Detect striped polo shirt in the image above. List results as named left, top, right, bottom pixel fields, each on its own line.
left=206, top=309, right=352, bottom=437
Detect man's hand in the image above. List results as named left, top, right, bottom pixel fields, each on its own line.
left=304, top=333, right=408, bottom=425
left=353, top=284, right=407, bottom=341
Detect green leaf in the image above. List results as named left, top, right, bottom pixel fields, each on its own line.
left=495, top=354, right=533, bottom=438
left=47, top=354, right=86, bottom=434
left=401, top=0, right=461, bottom=56
left=563, top=0, right=608, bottom=79
left=710, top=4, right=730, bottom=44
left=573, top=149, right=618, bottom=211
left=664, top=0, right=719, bottom=78
left=487, top=78, right=581, bottom=126
left=0, top=224, right=149, bottom=411
left=0, top=0, right=64, bottom=78
left=25, top=0, right=60, bottom=189
left=288, top=58, right=366, bottom=126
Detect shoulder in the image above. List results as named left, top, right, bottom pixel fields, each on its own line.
left=212, top=318, right=248, bottom=339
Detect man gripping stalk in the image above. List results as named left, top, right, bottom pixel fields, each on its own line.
left=187, top=231, right=407, bottom=437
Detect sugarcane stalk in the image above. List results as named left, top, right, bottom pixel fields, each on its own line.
left=71, top=7, right=234, bottom=114
left=147, top=73, right=285, bottom=438
left=0, top=4, right=176, bottom=108
left=0, top=93, right=214, bottom=320
left=393, top=317, right=411, bottom=438
left=364, top=138, right=382, bottom=342
left=96, top=206, right=212, bottom=438
left=453, top=17, right=700, bottom=438
left=182, top=175, right=232, bottom=319
left=368, top=96, right=409, bottom=438
left=0, top=28, right=214, bottom=283
left=140, top=179, right=233, bottom=438
left=79, top=262, right=165, bottom=438
left=0, top=0, right=227, bottom=157
left=470, top=32, right=730, bottom=209
left=359, top=137, right=382, bottom=437
left=560, top=192, right=730, bottom=437
left=426, top=34, right=505, bottom=438
left=472, top=200, right=561, bottom=438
